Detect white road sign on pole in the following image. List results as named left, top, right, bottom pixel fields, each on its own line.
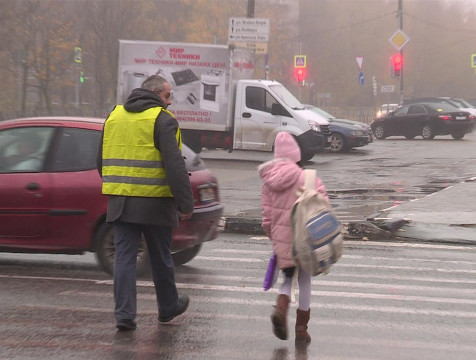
left=228, top=18, right=269, bottom=43
left=381, top=85, right=395, bottom=93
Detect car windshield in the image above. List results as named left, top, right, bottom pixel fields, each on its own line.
left=426, top=103, right=460, bottom=113
left=308, top=106, right=335, bottom=120
left=269, top=84, right=304, bottom=110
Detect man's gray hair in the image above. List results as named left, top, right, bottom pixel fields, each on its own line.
left=141, top=75, right=168, bottom=92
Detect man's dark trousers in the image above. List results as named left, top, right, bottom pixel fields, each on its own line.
left=113, top=221, right=178, bottom=322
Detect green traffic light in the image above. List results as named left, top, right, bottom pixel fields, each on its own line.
left=80, top=72, right=84, bottom=83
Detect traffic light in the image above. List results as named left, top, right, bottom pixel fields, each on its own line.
left=79, top=71, right=85, bottom=84
left=391, top=53, right=402, bottom=77
left=295, top=67, right=306, bottom=85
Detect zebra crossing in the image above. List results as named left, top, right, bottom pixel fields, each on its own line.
left=0, top=236, right=475, bottom=360
left=169, top=237, right=476, bottom=359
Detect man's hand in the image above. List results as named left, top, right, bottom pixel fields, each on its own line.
left=179, top=212, right=193, bottom=221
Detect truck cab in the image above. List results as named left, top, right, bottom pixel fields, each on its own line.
left=233, top=80, right=330, bottom=161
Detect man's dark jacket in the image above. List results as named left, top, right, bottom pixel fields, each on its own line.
left=96, top=88, right=194, bottom=227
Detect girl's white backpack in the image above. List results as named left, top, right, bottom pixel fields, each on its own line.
left=290, top=169, right=343, bottom=276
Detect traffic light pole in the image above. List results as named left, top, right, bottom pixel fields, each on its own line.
left=398, top=0, right=404, bottom=103
left=75, top=62, right=79, bottom=109
left=299, top=42, right=302, bottom=101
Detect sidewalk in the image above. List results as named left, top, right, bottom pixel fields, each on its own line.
left=221, top=175, right=476, bottom=245
left=369, top=177, right=476, bottom=244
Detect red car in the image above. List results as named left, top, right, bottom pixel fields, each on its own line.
left=0, top=117, right=223, bottom=275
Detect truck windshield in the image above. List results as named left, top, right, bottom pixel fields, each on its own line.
left=269, top=84, right=304, bottom=110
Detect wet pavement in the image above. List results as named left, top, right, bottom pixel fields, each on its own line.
left=200, top=135, right=476, bottom=245
left=1, top=235, right=475, bottom=360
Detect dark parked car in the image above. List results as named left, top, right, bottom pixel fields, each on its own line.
left=371, top=102, right=474, bottom=140
left=306, top=105, right=373, bottom=152
left=0, top=117, right=224, bottom=275
left=402, top=97, right=476, bottom=116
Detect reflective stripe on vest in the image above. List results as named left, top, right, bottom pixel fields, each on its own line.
left=101, top=105, right=182, bottom=197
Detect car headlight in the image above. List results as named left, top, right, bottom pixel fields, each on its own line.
left=308, top=121, right=320, bottom=132
left=351, top=130, right=365, bottom=136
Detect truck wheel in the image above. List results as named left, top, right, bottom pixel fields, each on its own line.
left=405, top=134, right=416, bottom=139
left=182, top=132, right=202, bottom=153
left=172, top=244, right=202, bottom=266
left=300, top=151, right=314, bottom=162
left=188, top=140, right=202, bottom=154
left=94, top=223, right=150, bottom=277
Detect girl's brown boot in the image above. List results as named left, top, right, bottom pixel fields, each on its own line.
left=271, top=294, right=290, bottom=340
left=295, top=309, right=311, bottom=345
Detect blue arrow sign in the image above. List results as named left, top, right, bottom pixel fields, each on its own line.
left=359, top=71, right=364, bottom=87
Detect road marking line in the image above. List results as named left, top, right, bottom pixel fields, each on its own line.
left=195, top=256, right=262, bottom=263
left=248, top=238, right=476, bottom=250
left=177, top=272, right=476, bottom=285
left=211, top=248, right=476, bottom=265
left=194, top=256, right=476, bottom=274
left=52, top=292, right=476, bottom=319
left=16, top=304, right=476, bottom=335
left=60, top=286, right=476, bottom=306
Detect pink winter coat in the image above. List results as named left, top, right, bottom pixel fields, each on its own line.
left=258, top=159, right=329, bottom=269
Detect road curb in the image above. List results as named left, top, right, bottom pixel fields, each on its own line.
left=221, top=215, right=476, bottom=246
left=221, top=216, right=395, bottom=240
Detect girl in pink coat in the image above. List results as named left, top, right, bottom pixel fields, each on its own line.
left=258, top=131, right=329, bottom=345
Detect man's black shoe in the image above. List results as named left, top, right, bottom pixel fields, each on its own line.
left=116, top=319, right=137, bottom=331
left=159, top=295, right=190, bottom=322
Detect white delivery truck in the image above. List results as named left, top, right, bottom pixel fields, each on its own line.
left=117, top=40, right=330, bottom=161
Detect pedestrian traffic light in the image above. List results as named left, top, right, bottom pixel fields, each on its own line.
left=295, top=67, right=306, bottom=85
left=391, top=53, right=402, bottom=77
left=79, top=71, right=85, bottom=84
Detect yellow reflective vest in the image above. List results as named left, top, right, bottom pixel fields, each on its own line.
left=101, top=105, right=182, bottom=197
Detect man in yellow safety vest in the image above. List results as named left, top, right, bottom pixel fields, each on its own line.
left=97, top=75, right=194, bottom=331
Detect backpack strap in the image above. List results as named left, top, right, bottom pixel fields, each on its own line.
left=291, top=169, right=317, bottom=302
left=304, top=169, right=316, bottom=190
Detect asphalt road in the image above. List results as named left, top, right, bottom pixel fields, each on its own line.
left=200, top=131, right=476, bottom=223
left=1, top=233, right=475, bottom=360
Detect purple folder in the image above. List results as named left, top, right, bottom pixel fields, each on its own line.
left=263, top=252, right=278, bottom=291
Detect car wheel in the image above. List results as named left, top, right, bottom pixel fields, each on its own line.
left=172, top=244, right=202, bottom=266
left=94, top=223, right=150, bottom=276
left=421, top=124, right=435, bottom=140
left=405, top=134, right=415, bottom=139
left=451, top=132, right=465, bottom=140
left=329, top=132, right=346, bottom=153
left=373, top=125, right=386, bottom=140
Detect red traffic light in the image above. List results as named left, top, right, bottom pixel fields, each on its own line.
left=294, top=67, right=306, bottom=84
left=390, top=53, right=402, bottom=77
left=392, top=53, right=402, bottom=71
